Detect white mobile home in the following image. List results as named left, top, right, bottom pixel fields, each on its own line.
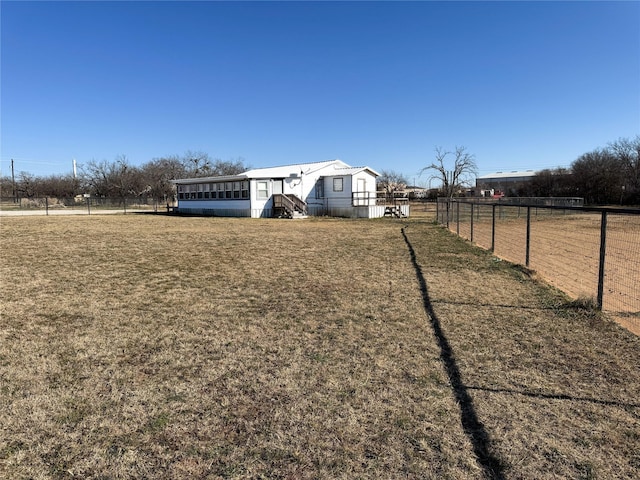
left=172, top=159, right=409, bottom=218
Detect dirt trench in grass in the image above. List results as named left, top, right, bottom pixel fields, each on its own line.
left=0, top=214, right=639, bottom=479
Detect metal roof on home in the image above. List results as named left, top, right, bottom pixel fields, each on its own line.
left=242, top=159, right=348, bottom=178
left=329, top=166, right=381, bottom=177
left=172, top=174, right=248, bottom=184
left=172, top=159, right=379, bottom=184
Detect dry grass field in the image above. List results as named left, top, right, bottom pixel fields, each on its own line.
left=1, top=212, right=639, bottom=479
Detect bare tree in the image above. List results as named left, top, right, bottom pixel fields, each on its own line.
left=38, top=174, right=79, bottom=199
left=377, top=170, right=407, bottom=199
left=113, top=155, right=145, bottom=201
left=210, top=157, right=249, bottom=176
left=571, top=149, right=625, bottom=205
left=182, top=151, right=213, bottom=177
left=16, top=172, right=41, bottom=198
left=81, top=155, right=143, bottom=201
left=0, top=175, right=13, bottom=198
left=421, top=146, right=477, bottom=198
left=608, top=136, right=640, bottom=203
left=180, top=152, right=249, bottom=178
left=82, top=159, right=118, bottom=197
left=141, top=156, right=187, bottom=208
left=527, top=168, right=573, bottom=198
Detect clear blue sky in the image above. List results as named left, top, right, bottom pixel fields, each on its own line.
left=2, top=1, right=639, bottom=185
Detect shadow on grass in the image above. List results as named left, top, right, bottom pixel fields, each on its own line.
left=430, top=298, right=559, bottom=311
left=466, top=385, right=640, bottom=409
left=401, top=226, right=506, bottom=480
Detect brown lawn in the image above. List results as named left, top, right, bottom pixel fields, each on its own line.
left=1, top=212, right=639, bottom=479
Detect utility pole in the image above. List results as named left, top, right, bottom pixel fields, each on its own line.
left=11, top=159, right=17, bottom=203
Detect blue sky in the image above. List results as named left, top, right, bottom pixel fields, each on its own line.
left=2, top=1, right=639, bottom=185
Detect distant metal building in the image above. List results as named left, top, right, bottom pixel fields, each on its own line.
left=475, top=170, right=537, bottom=196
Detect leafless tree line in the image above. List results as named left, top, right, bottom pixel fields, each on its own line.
left=0, top=152, right=248, bottom=204
left=4, top=137, right=639, bottom=206
left=417, top=137, right=639, bottom=205
left=512, top=137, right=640, bottom=205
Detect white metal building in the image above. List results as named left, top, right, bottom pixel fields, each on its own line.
left=172, top=159, right=409, bottom=218
left=475, top=170, right=537, bottom=196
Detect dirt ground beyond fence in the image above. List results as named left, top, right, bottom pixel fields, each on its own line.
left=446, top=207, right=640, bottom=336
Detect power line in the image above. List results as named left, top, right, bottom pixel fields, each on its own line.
left=0, top=157, right=69, bottom=166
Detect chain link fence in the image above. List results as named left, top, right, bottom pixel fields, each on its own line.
left=437, top=198, right=640, bottom=334
left=0, top=196, right=174, bottom=215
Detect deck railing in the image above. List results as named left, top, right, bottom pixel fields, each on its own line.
left=285, top=194, right=307, bottom=215
left=352, top=192, right=410, bottom=207
left=273, top=194, right=307, bottom=216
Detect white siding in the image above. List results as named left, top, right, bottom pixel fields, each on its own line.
left=178, top=198, right=251, bottom=217
left=173, top=161, right=399, bottom=218
left=324, top=175, right=353, bottom=209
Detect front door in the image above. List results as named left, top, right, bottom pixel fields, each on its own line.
left=356, top=178, right=366, bottom=205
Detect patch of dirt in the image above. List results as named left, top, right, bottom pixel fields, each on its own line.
left=452, top=212, right=640, bottom=335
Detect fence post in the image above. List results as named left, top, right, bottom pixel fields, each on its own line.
left=446, top=200, right=450, bottom=228
left=86, top=197, right=91, bottom=215
left=491, top=204, right=496, bottom=252
left=525, top=206, right=531, bottom=267
left=597, top=211, right=608, bottom=309
left=456, top=201, right=460, bottom=235
left=470, top=203, right=474, bottom=243
left=45, top=197, right=49, bottom=216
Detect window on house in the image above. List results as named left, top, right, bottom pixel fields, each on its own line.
left=316, top=179, right=324, bottom=198
left=333, top=177, right=343, bottom=192
left=179, top=180, right=251, bottom=201
left=257, top=181, right=268, bottom=199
